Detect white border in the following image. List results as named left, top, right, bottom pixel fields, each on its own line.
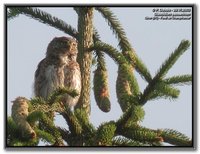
left=1, top=0, right=198, bottom=153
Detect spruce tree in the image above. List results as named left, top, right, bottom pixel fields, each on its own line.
left=7, top=7, right=192, bottom=147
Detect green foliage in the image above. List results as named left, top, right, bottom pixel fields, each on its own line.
left=95, top=121, right=116, bottom=146
left=7, top=117, right=39, bottom=146
left=129, top=105, right=145, bottom=123
left=48, top=87, right=79, bottom=105
left=74, top=109, right=96, bottom=145
left=91, top=41, right=127, bottom=64
left=35, top=129, right=55, bottom=144
left=26, top=111, right=44, bottom=125
left=39, top=113, right=64, bottom=145
left=95, top=7, right=132, bottom=51
left=118, top=124, right=163, bottom=145
left=139, top=40, right=190, bottom=106
left=135, top=54, right=152, bottom=82
left=8, top=7, right=78, bottom=38
left=148, top=82, right=180, bottom=101
left=116, top=105, right=145, bottom=129
left=164, top=75, right=192, bottom=86
left=155, top=40, right=190, bottom=80
left=95, top=7, right=152, bottom=83
left=61, top=107, right=82, bottom=135
left=7, top=8, right=20, bottom=20
left=161, top=129, right=192, bottom=146
left=30, top=97, right=46, bottom=105
left=74, top=108, right=96, bottom=133
left=7, top=117, right=20, bottom=145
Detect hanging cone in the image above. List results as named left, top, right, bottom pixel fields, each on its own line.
left=116, top=63, right=139, bottom=112
left=93, top=67, right=111, bottom=112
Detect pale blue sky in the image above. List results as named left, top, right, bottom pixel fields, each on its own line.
left=7, top=7, right=192, bottom=143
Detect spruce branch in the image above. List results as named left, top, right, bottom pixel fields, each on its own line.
left=91, top=41, right=152, bottom=82
left=74, top=108, right=96, bottom=134
left=74, top=109, right=96, bottom=145
left=93, top=28, right=107, bottom=70
left=160, top=129, right=192, bottom=146
left=26, top=111, right=44, bottom=125
left=37, top=112, right=64, bottom=145
left=60, top=106, right=82, bottom=135
left=116, top=106, right=134, bottom=128
left=148, top=82, right=180, bottom=101
left=8, top=7, right=78, bottom=38
left=112, top=136, right=148, bottom=146
left=154, top=81, right=180, bottom=97
left=7, top=117, right=21, bottom=145
left=9, top=138, right=39, bottom=146
left=116, top=104, right=145, bottom=129
left=35, top=129, right=55, bottom=144
left=139, top=80, right=180, bottom=105
left=164, top=75, right=192, bottom=86
left=57, top=127, right=71, bottom=144
left=47, top=87, right=79, bottom=105
left=7, top=8, right=21, bottom=20
left=135, top=54, right=152, bottom=82
left=95, top=7, right=152, bottom=82
left=7, top=116, right=39, bottom=146
left=30, top=97, right=63, bottom=114
left=73, top=7, right=80, bottom=15
left=93, top=27, right=101, bottom=42
left=117, top=125, right=163, bottom=144
left=90, top=41, right=127, bottom=64
left=155, top=40, right=190, bottom=80
left=95, top=7, right=135, bottom=63
left=95, top=121, right=116, bottom=146
left=30, top=97, right=46, bottom=105
left=148, top=90, right=178, bottom=101
left=7, top=117, right=18, bottom=136
left=95, top=7, right=132, bottom=51
left=139, top=40, right=190, bottom=105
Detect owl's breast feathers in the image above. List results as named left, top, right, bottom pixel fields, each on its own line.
left=63, top=61, right=81, bottom=107
left=64, top=61, right=81, bottom=89
left=34, top=58, right=65, bottom=99
left=34, top=58, right=81, bottom=107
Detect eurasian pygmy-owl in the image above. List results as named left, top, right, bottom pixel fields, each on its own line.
left=34, top=37, right=81, bottom=109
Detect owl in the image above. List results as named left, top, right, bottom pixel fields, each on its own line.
left=34, top=37, right=81, bottom=109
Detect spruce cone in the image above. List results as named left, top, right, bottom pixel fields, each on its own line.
left=11, top=97, right=36, bottom=139
left=93, top=67, right=111, bottom=112
left=116, top=64, right=138, bottom=112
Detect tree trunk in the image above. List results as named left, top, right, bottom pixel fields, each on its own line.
left=76, top=7, right=94, bottom=116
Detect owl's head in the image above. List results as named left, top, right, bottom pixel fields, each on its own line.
left=46, top=36, right=78, bottom=59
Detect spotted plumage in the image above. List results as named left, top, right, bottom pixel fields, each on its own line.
left=34, top=37, right=81, bottom=109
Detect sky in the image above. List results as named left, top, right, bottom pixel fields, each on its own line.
left=7, top=6, right=192, bottom=145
